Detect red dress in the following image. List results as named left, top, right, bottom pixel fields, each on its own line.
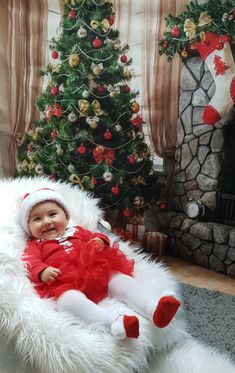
left=23, top=226, right=135, bottom=303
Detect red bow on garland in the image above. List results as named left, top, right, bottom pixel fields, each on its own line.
left=93, top=146, right=115, bottom=165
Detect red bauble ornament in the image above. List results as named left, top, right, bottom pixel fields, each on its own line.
left=108, top=15, right=115, bottom=26
left=77, top=144, right=87, bottom=154
left=123, top=208, right=133, bottom=218
left=51, top=50, right=58, bottom=59
left=51, top=86, right=59, bottom=95
left=111, top=185, right=120, bottom=195
left=53, top=103, right=62, bottom=118
left=163, top=40, right=169, bottom=49
left=50, top=130, right=57, bottom=139
left=27, top=144, right=33, bottom=152
left=92, top=37, right=102, bottom=49
left=97, top=84, right=106, bottom=94
left=171, top=26, right=181, bottom=37
left=128, top=155, right=137, bottom=164
left=120, top=55, right=127, bottom=63
left=68, top=10, right=76, bottom=19
left=104, top=130, right=112, bottom=140
left=123, top=85, right=130, bottom=93
left=131, top=115, right=142, bottom=129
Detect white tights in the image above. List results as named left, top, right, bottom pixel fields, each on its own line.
left=58, top=274, right=157, bottom=322
left=56, top=273, right=175, bottom=338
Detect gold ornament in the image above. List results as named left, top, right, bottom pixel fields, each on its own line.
left=93, top=66, right=101, bottom=76
left=90, top=19, right=99, bottom=29
left=113, top=44, right=119, bottom=51
left=181, top=50, right=188, bottom=59
left=101, top=18, right=110, bottom=33
left=90, top=120, right=98, bottom=129
left=32, top=134, right=38, bottom=141
left=78, top=99, right=89, bottom=117
left=130, top=101, right=139, bottom=112
left=69, top=53, right=80, bottom=67
left=197, top=11, right=212, bottom=27
left=133, top=196, right=145, bottom=207
left=91, top=62, right=103, bottom=77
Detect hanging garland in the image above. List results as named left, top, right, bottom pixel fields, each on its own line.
left=159, top=0, right=235, bottom=61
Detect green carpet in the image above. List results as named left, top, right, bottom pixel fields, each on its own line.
left=182, top=283, right=235, bottom=363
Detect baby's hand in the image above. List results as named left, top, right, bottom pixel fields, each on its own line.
left=40, top=266, right=61, bottom=282
left=86, top=238, right=105, bottom=253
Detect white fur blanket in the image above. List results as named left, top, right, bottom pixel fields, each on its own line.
left=0, top=177, right=234, bottom=373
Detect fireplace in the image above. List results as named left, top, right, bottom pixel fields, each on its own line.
left=157, top=55, right=235, bottom=279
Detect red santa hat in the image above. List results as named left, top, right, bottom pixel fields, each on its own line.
left=19, top=188, right=70, bottom=234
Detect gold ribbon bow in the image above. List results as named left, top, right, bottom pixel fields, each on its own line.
left=131, top=176, right=147, bottom=185
left=184, top=11, right=212, bottom=39
left=69, top=174, right=84, bottom=188
left=49, top=64, right=61, bottom=73
left=78, top=99, right=89, bottom=117
left=21, top=159, right=29, bottom=171
left=90, top=18, right=110, bottom=33
left=92, top=99, right=105, bottom=116
left=78, top=99, right=105, bottom=117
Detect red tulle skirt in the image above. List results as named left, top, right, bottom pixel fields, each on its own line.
left=35, top=244, right=135, bottom=304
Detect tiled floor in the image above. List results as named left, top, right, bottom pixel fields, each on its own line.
left=162, top=255, right=235, bottom=297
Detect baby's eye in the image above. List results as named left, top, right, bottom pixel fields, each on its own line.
left=33, top=217, right=41, bottom=222
left=50, top=213, right=57, bottom=217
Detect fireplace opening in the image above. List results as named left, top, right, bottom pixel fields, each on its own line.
left=216, top=120, right=235, bottom=226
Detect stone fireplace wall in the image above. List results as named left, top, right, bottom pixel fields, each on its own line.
left=157, top=55, right=235, bottom=278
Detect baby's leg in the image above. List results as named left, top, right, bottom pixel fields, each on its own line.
left=56, top=290, right=139, bottom=339
left=108, top=273, right=180, bottom=328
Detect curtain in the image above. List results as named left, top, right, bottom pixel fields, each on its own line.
left=113, top=0, right=189, bottom=160
left=0, top=0, right=48, bottom=177
left=143, top=0, right=189, bottom=159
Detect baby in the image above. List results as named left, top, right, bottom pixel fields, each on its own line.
left=20, top=188, right=180, bottom=340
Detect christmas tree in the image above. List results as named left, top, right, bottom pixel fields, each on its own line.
left=17, top=0, right=158, bottom=218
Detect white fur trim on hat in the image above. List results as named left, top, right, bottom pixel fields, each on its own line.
left=19, top=188, right=70, bottom=234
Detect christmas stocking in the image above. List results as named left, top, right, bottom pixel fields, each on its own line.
left=196, top=32, right=235, bottom=125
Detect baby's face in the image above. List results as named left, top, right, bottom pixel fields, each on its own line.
left=28, top=201, right=68, bottom=240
